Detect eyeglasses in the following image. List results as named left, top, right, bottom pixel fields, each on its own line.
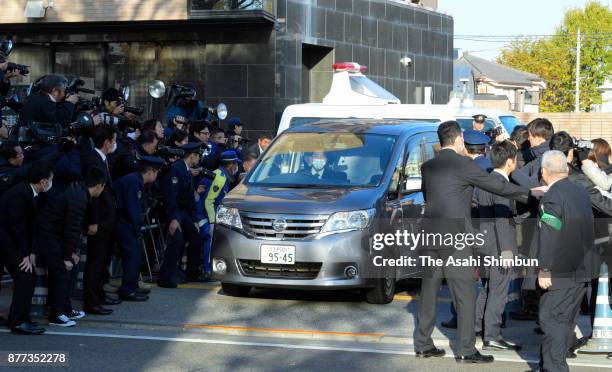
left=200, top=131, right=210, bottom=136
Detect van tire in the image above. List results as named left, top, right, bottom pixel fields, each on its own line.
left=364, top=275, right=396, bottom=304
left=221, top=283, right=251, bottom=297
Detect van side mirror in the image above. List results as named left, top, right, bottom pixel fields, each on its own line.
left=402, top=177, right=422, bottom=194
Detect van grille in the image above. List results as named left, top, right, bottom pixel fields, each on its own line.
left=238, top=260, right=322, bottom=279
left=240, top=212, right=328, bottom=239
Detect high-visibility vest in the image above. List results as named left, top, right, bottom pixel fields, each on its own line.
left=205, top=169, right=227, bottom=223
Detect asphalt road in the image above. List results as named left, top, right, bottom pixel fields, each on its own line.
left=0, top=279, right=610, bottom=371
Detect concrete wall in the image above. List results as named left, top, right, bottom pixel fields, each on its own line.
left=515, top=112, right=612, bottom=143
left=1, top=0, right=188, bottom=23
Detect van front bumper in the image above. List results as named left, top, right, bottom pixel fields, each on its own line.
left=211, top=225, right=376, bottom=290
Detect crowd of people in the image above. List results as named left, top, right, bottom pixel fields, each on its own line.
left=414, top=117, right=611, bottom=371
left=0, top=71, right=273, bottom=335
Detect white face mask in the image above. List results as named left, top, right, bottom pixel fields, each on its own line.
left=43, top=179, right=53, bottom=193
left=109, top=142, right=118, bottom=154
left=312, top=158, right=326, bottom=171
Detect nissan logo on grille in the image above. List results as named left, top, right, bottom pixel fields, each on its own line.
left=272, top=218, right=288, bottom=232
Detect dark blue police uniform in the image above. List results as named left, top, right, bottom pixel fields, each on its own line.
left=114, top=156, right=164, bottom=298
left=159, top=143, right=203, bottom=286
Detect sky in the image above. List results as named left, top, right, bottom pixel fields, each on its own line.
left=437, top=0, right=610, bottom=60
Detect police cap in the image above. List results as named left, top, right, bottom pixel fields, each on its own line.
left=138, top=155, right=164, bottom=168
left=472, top=114, right=487, bottom=123
left=463, top=129, right=490, bottom=145
left=220, top=150, right=242, bottom=164
left=180, top=142, right=202, bottom=155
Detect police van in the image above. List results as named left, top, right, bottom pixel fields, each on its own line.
left=277, top=62, right=523, bottom=137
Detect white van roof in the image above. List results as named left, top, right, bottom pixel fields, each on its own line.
left=278, top=62, right=518, bottom=135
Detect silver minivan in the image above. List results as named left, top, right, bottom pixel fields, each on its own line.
left=212, top=120, right=439, bottom=304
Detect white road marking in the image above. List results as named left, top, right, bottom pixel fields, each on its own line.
left=1, top=329, right=611, bottom=368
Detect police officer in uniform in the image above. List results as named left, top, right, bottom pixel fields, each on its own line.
left=114, top=156, right=164, bottom=301
left=535, top=150, right=599, bottom=372
left=158, top=143, right=203, bottom=287
left=472, top=114, right=487, bottom=132
left=196, top=150, right=240, bottom=279
left=464, top=130, right=493, bottom=172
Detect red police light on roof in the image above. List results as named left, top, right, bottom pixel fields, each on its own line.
left=332, top=62, right=368, bottom=73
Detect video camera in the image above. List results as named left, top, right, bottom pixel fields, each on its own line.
left=484, top=126, right=504, bottom=140
left=65, top=78, right=100, bottom=111
left=5, top=62, right=30, bottom=76
left=17, top=112, right=95, bottom=148
left=157, top=145, right=185, bottom=160
left=573, top=138, right=594, bottom=163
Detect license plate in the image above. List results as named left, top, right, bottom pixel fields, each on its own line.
left=260, top=245, right=295, bottom=265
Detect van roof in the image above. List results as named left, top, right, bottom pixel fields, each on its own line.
left=285, top=119, right=440, bottom=136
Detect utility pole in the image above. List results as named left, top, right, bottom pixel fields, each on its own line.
left=575, top=28, right=581, bottom=112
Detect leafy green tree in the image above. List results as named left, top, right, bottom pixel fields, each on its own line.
left=498, top=1, right=612, bottom=112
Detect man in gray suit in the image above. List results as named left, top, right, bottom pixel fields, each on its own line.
left=474, top=140, right=521, bottom=351
left=414, top=121, right=542, bottom=363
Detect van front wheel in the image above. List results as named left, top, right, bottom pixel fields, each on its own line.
left=221, top=283, right=251, bottom=297
left=364, top=275, right=396, bottom=304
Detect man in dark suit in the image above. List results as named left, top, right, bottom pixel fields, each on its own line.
left=535, top=150, right=599, bottom=372
left=0, top=160, right=54, bottom=335
left=18, top=74, right=79, bottom=127
left=414, top=121, right=541, bottom=363
left=301, top=152, right=347, bottom=183
left=246, top=133, right=273, bottom=159
left=474, top=140, right=521, bottom=351
left=81, top=125, right=119, bottom=315
left=37, top=168, right=106, bottom=327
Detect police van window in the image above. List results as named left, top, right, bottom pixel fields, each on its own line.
left=247, top=132, right=397, bottom=188
left=404, top=139, right=426, bottom=178
left=456, top=118, right=496, bottom=132
left=388, top=146, right=405, bottom=196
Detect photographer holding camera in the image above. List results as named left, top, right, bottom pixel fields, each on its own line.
left=19, top=74, right=79, bottom=128
left=165, top=83, right=209, bottom=134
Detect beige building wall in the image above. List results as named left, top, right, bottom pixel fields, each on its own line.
left=515, top=112, right=612, bottom=143
left=1, top=0, right=188, bottom=23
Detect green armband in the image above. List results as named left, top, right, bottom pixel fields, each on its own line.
left=540, top=211, right=562, bottom=231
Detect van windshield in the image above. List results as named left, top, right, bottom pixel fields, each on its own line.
left=247, top=132, right=397, bottom=188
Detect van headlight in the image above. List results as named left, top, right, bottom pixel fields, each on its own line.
left=320, top=209, right=375, bottom=233
left=216, top=206, right=243, bottom=230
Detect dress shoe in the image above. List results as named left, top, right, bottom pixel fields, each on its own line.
left=441, top=317, right=457, bottom=329
left=103, top=283, right=119, bottom=293
left=483, top=339, right=522, bottom=351
left=119, top=292, right=149, bottom=302
left=103, top=298, right=122, bottom=306
left=134, top=287, right=151, bottom=295
left=11, top=322, right=45, bottom=335
left=455, top=351, right=494, bottom=363
left=415, top=347, right=445, bottom=358
left=566, top=350, right=577, bottom=359
left=569, top=336, right=589, bottom=353
left=157, top=280, right=178, bottom=289
left=84, top=306, right=113, bottom=315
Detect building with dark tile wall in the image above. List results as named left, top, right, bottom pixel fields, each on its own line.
left=2, top=0, right=453, bottom=133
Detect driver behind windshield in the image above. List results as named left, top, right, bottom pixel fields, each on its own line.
left=301, top=152, right=346, bottom=182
